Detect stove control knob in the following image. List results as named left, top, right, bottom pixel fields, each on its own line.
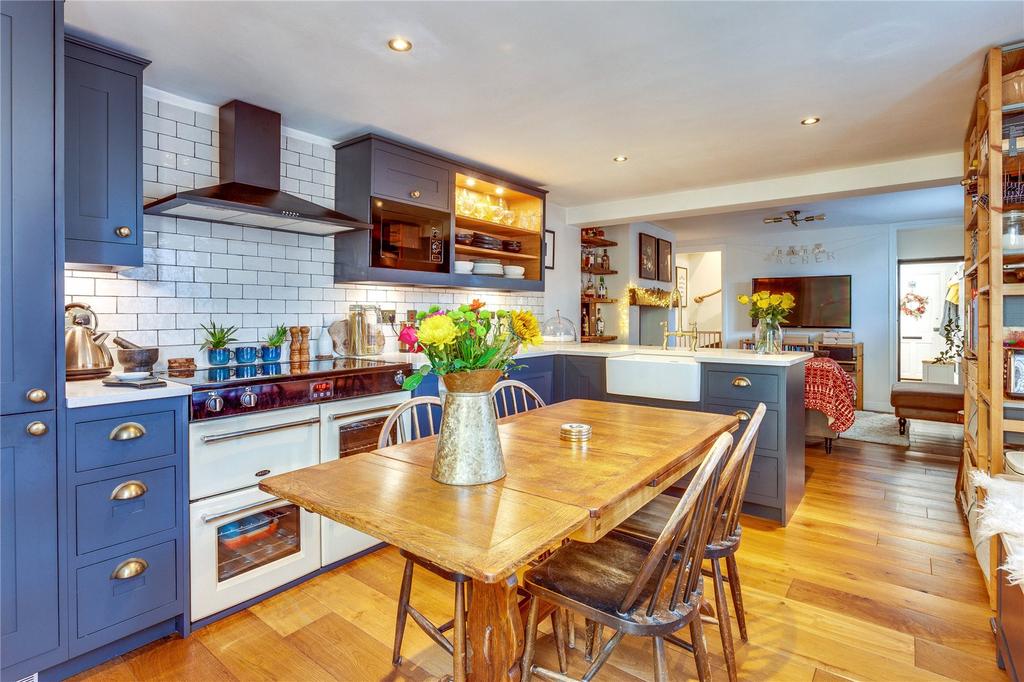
left=205, top=393, right=224, bottom=413
left=394, top=371, right=406, bottom=387
left=240, top=389, right=258, bottom=408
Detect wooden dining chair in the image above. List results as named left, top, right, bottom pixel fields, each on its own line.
left=491, top=379, right=545, bottom=418
left=381, top=395, right=564, bottom=680
left=613, top=403, right=767, bottom=682
left=520, top=431, right=734, bottom=682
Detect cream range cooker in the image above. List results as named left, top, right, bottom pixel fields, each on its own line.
left=157, top=358, right=411, bottom=623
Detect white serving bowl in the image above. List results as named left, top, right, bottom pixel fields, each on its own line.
left=503, top=265, right=525, bottom=276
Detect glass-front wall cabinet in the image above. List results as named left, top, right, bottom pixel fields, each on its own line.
left=370, top=199, right=450, bottom=274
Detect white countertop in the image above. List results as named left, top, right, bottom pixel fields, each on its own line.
left=65, top=377, right=192, bottom=409
left=374, top=343, right=811, bottom=369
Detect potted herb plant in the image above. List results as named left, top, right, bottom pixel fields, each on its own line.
left=260, top=324, right=288, bottom=363
left=400, top=301, right=542, bottom=485
left=737, top=291, right=795, bottom=354
left=199, top=320, right=239, bottom=366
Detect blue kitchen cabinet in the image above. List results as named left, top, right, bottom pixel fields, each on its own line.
left=1, top=413, right=61, bottom=679
left=505, top=355, right=555, bottom=407
left=64, top=36, right=148, bottom=269
left=0, top=0, right=58, bottom=417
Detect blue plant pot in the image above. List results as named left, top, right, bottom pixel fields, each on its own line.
left=207, top=348, right=231, bottom=366
left=259, top=345, right=282, bottom=362
left=234, top=346, right=258, bottom=364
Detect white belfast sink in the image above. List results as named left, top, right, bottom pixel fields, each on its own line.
left=605, top=354, right=701, bottom=403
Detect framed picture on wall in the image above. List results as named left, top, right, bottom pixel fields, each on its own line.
left=675, top=266, right=688, bottom=307
left=657, top=239, right=673, bottom=282
left=1006, top=348, right=1024, bottom=398
left=639, top=232, right=657, bottom=280
left=544, top=229, right=555, bottom=270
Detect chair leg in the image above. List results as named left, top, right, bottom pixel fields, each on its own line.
left=726, top=554, right=748, bottom=641
left=689, top=614, right=713, bottom=682
left=824, top=437, right=833, bottom=454
left=392, top=558, right=415, bottom=665
left=652, top=636, right=668, bottom=682
left=712, top=558, right=738, bottom=682
left=521, top=597, right=541, bottom=682
left=453, top=582, right=467, bottom=682
left=551, top=607, right=568, bottom=673
left=584, top=619, right=596, bottom=661
left=567, top=610, right=576, bottom=649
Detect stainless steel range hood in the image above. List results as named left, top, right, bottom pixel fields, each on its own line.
left=144, top=100, right=369, bottom=235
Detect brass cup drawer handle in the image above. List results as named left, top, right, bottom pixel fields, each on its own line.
left=26, top=388, right=48, bottom=403
left=109, top=422, right=146, bottom=441
left=110, top=558, right=148, bottom=580
left=731, top=376, right=751, bottom=388
left=114, top=225, right=132, bottom=238
left=26, top=421, right=48, bottom=437
left=110, top=480, right=148, bottom=501
left=734, top=410, right=751, bottom=422
left=409, top=189, right=421, bottom=199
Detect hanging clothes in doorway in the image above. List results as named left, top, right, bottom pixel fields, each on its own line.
left=940, top=271, right=960, bottom=332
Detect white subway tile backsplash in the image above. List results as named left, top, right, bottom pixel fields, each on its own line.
left=65, top=95, right=545, bottom=367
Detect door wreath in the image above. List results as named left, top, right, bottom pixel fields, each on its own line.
left=900, top=291, right=929, bottom=318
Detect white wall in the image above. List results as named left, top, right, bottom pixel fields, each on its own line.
left=674, top=223, right=896, bottom=411
left=599, top=222, right=677, bottom=344
left=542, top=202, right=581, bottom=326
left=675, top=250, right=722, bottom=332
left=897, top=222, right=964, bottom=260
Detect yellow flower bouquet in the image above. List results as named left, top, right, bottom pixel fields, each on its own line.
left=400, top=301, right=542, bottom=391
left=737, top=290, right=796, bottom=324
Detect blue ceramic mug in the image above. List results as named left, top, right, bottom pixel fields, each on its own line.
left=234, top=346, right=258, bottom=364
left=207, top=348, right=231, bottom=366
left=259, top=345, right=282, bottom=362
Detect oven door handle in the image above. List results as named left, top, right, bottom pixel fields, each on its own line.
left=329, top=405, right=400, bottom=421
left=200, top=416, right=321, bottom=444
left=201, top=497, right=285, bottom=524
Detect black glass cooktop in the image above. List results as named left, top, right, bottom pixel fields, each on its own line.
left=156, top=357, right=404, bottom=389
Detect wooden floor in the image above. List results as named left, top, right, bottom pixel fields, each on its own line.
left=70, top=420, right=1003, bottom=681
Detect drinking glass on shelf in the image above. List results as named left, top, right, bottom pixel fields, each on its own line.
left=502, top=208, right=516, bottom=225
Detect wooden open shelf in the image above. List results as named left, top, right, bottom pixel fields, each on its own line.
left=581, top=267, right=618, bottom=275
left=581, top=335, right=617, bottom=343
left=581, top=298, right=617, bottom=304
left=454, top=244, right=537, bottom=261
left=454, top=215, right=541, bottom=240
left=581, top=236, right=618, bottom=248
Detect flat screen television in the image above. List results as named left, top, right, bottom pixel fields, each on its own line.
left=750, top=275, right=852, bottom=328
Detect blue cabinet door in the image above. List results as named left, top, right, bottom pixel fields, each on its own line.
left=506, top=355, right=554, bottom=406
left=0, top=0, right=57, bottom=416
left=64, top=37, right=147, bottom=268
left=1, top=412, right=61, bottom=669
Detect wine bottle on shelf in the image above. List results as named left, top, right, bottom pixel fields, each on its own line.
left=582, top=309, right=590, bottom=337
left=595, top=309, right=605, bottom=336
left=584, top=275, right=596, bottom=298
left=601, top=249, right=610, bottom=270
left=598, top=276, right=607, bottom=298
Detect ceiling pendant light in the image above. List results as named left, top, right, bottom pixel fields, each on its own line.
left=387, top=37, right=413, bottom=52
left=763, top=210, right=826, bottom=227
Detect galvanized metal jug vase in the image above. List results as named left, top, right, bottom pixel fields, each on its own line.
left=433, top=369, right=506, bottom=486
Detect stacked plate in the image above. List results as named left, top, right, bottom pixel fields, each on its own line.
left=503, top=265, right=525, bottom=279
left=471, top=233, right=503, bottom=251
left=472, top=259, right=504, bottom=277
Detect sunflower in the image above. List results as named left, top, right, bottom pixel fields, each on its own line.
left=737, top=294, right=750, bottom=304
left=417, top=314, right=458, bottom=346
left=509, top=310, right=543, bottom=347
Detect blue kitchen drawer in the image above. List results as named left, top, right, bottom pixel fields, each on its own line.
left=705, top=369, right=780, bottom=405
left=75, top=539, right=178, bottom=639
left=745, top=455, right=780, bottom=504
left=74, top=408, right=178, bottom=472
left=703, top=402, right=780, bottom=453
left=75, top=466, right=177, bottom=555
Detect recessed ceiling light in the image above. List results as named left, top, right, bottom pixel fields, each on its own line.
left=801, top=117, right=821, bottom=126
left=465, top=177, right=476, bottom=187
left=387, top=37, right=412, bottom=52
left=612, top=155, right=628, bottom=163
left=494, top=187, right=504, bottom=195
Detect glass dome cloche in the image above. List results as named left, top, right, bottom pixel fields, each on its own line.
left=540, top=309, right=578, bottom=343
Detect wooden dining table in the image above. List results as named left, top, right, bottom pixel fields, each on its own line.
left=260, top=399, right=737, bottom=682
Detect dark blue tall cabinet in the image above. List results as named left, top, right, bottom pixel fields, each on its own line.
left=0, top=2, right=65, bottom=680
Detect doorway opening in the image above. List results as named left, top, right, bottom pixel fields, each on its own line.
left=897, top=258, right=964, bottom=382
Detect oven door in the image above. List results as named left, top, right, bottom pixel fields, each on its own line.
left=189, top=486, right=320, bottom=621
left=189, top=405, right=321, bottom=501
left=318, top=393, right=409, bottom=565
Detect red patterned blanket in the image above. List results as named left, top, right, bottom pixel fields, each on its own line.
left=805, top=357, right=857, bottom=433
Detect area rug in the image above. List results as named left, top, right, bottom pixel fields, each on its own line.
left=839, top=410, right=910, bottom=447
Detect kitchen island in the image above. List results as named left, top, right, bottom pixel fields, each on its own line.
left=382, top=343, right=811, bottom=525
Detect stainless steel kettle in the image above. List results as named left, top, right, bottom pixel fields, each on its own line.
left=64, top=303, right=114, bottom=380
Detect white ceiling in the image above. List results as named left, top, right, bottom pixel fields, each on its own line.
left=65, top=1, right=1023, bottom=206
left=656, top=184, right=963, bottom=241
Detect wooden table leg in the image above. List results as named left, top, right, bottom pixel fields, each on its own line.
left=467, top=574, right=524, bottom=682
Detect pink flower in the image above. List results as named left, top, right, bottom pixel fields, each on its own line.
left=398, top=325, right=421, bottom=352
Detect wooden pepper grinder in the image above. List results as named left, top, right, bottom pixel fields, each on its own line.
left=299, top=326, right=311, bottom=369
left=289, top=326, right=301, bottom=365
